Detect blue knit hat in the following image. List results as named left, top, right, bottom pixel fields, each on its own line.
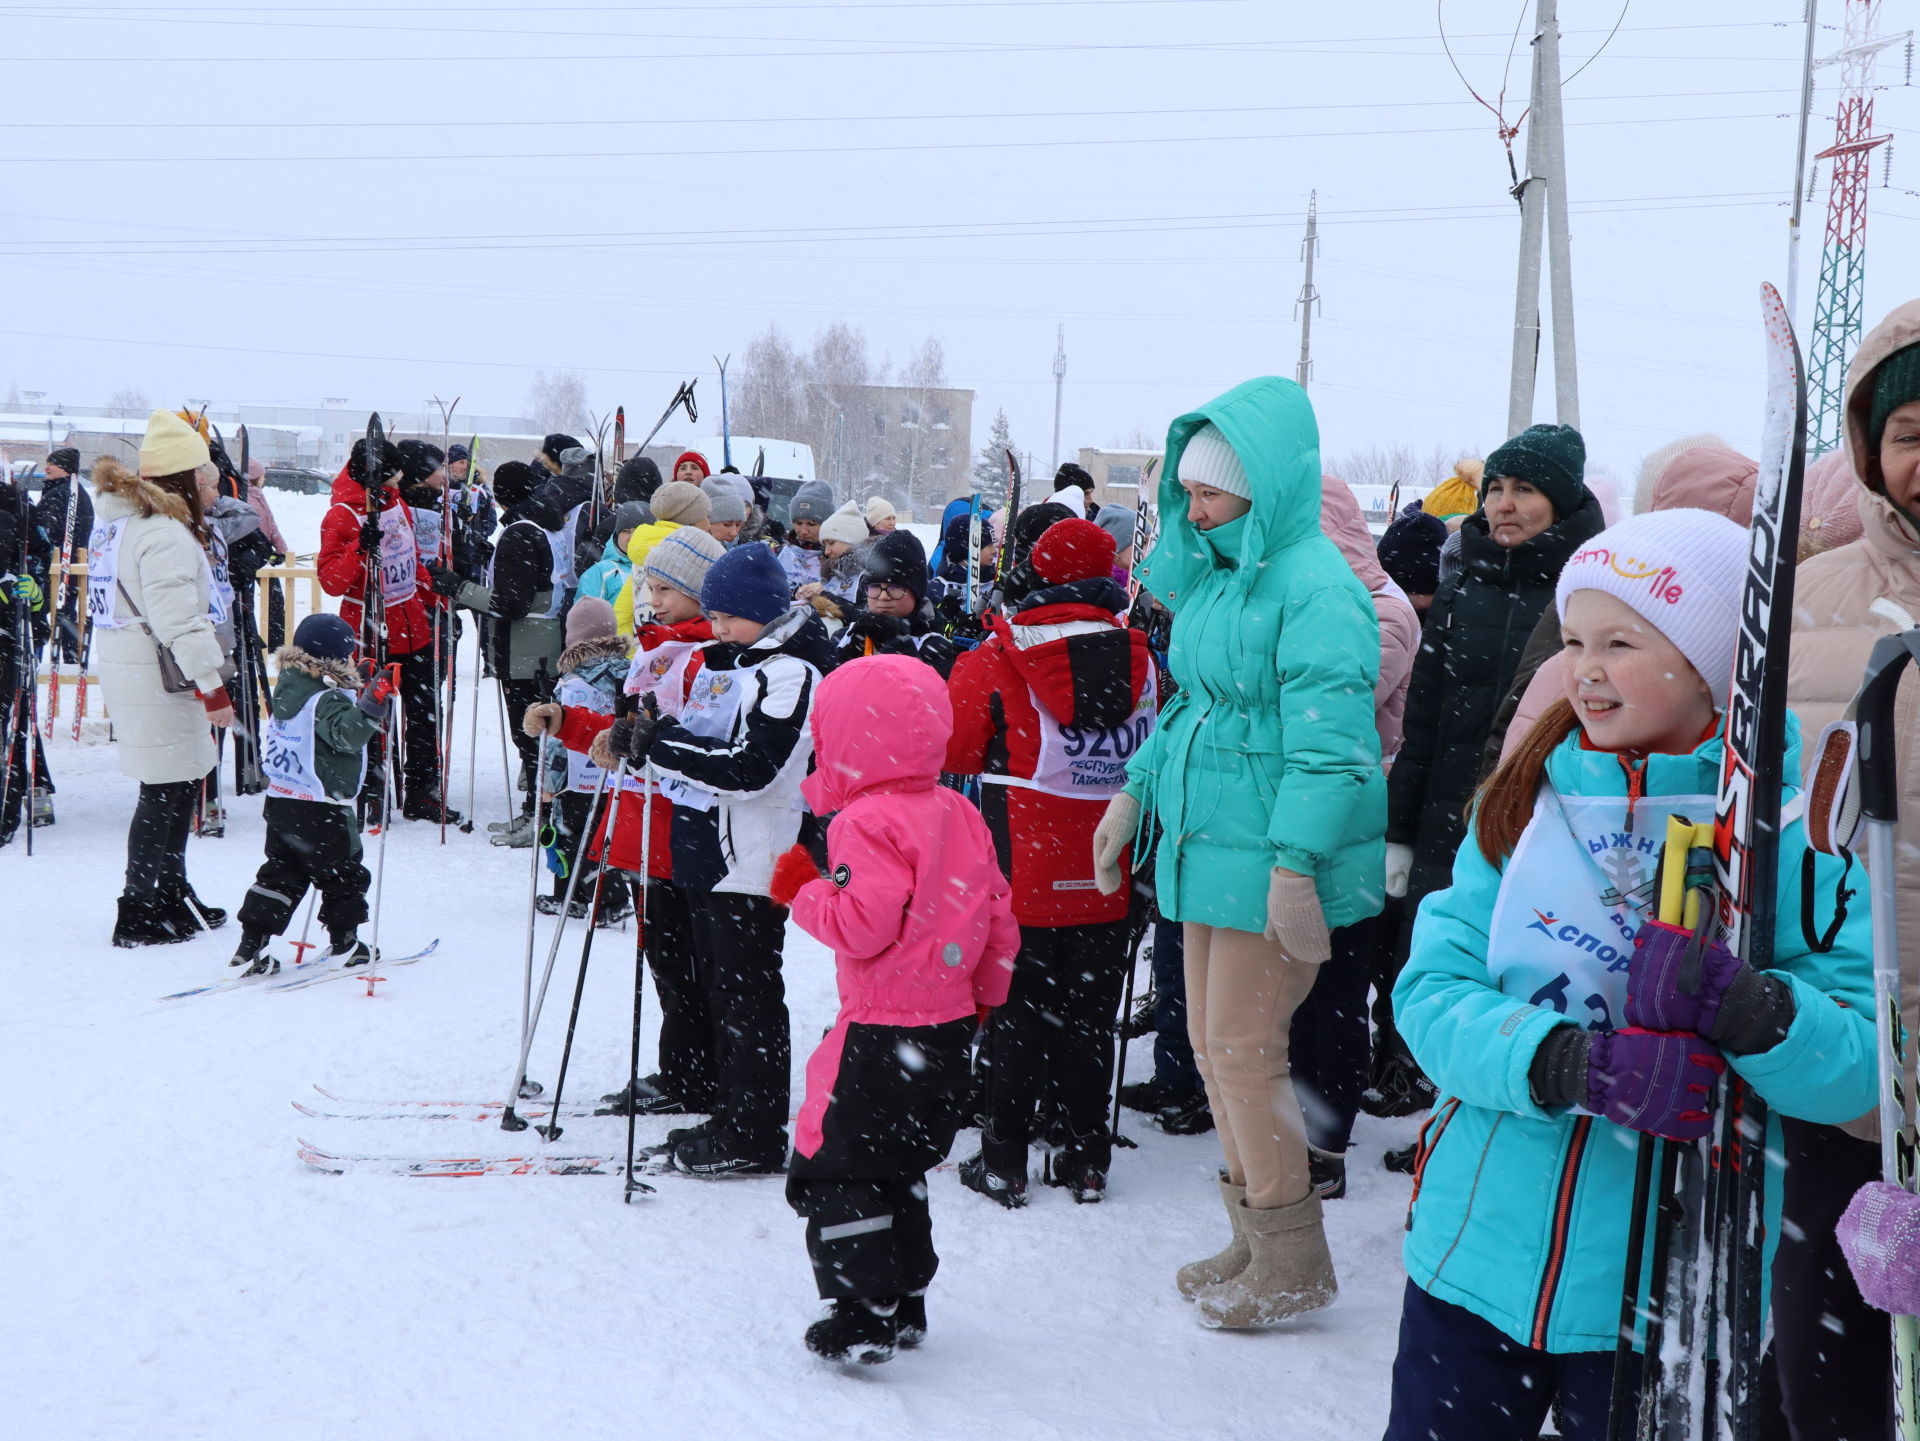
left=294, top=612, right=358, bottom=661
left=700, top=542, right=791, bottom=624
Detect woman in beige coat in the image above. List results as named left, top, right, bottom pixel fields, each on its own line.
left=92, top=411, right=235, bottom=947
left=1782, top=298, right=1920, bottom=1441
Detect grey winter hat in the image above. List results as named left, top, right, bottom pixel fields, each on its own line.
left=788, top=479, right=835, bottom=525
left=701, top=475, right=747, bottom=524
left=643, top=525, right=727, bottom=601
left=613, top=501, right=650, bottom=537
left=1093, top=503, right=1137, bottom=552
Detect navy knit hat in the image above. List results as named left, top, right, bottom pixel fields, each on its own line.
left=396, top=439, right=445, bottom=486
left=540, top=433, right=581, bottom=467
left=863, top=529, right=931, bottom=604
left=447, top=443, right=470, bottom=465
left=492, top=460, right=539, bottom=508
left=47, top=446, right=80, bottom=475
left=1377, top=509, right=1446, bottom=596
left=1482, top=423, right=1588, bottom=519
left=294, top=612, right=358, bottom=661
left=700, top=542, right=791, bottom=624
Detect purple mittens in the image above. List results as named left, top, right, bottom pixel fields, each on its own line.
left=1838, top=1180, right=1920, bottom=1317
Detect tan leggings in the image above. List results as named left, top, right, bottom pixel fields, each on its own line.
left=1184, top=922, right=1322, bottom=1210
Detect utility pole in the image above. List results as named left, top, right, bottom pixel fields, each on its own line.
left=1505, top=16, right=1547, bottom=438
left=1294, top=191, right=1320, bottom=390
left=1786, top=0, right=1821, bottom=324
left=1537, top=0, right=1579, bottom=429
left=1050, top=325, right=1066, bottom=474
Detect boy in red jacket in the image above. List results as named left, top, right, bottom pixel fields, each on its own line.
left=943, top=516, right=1155, bottom=1205
left=774, top=654, right=1017, bottom=1366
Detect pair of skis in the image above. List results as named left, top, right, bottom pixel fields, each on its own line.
left=158, top=940, right=439, bottom=1002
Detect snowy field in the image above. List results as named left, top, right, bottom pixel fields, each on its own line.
left=7, top=492, right=1424, bottom=1441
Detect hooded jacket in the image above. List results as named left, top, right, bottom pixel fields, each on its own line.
left=1387, top=484, right=1605, bottom=903
left=317, top=464, right=439, bottom=657
left=541, top=637, right=631, bottom=795
left=1322, top=474, right=1420, bottom=763
left=789, top=655, right=1019, bottom=1158
left=267, top=644, right=381, bottom=812
left=1789, top=297, right=1920, bottom=1132
left=1499, top=443, right=1760, bottom=765
left=946, top=575, right=1154, bottom=926
left=444, top=488, right=568, bottom=681
left=574, top=528, right=633, bottom=606
left=1397, top=721, right=1872, bottom=1353
left=1124, top=377, right=1386, bottom=934
left=641, top=605, right=834, bottom=895
left=87, top=462, right=229, bottom=784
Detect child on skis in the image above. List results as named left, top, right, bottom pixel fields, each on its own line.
left=232, top=613, right=397, bottom=974
left=772, top=654, right=1018, bottom=1364
left=527, top=597, right=632, bottom=925
left=600, top=541, right=835, bottom=1175
left=526, top=526, right=728, bottom=1116
left=1383, top=508, right=1875, bottom=1441
left=945, top=516, right=1154, bottom=1205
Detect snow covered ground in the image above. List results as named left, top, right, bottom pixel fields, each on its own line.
left=7, top=494, right=1424, bottom=1440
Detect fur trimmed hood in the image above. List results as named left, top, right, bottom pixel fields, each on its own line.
left=92, top=457, right=194, bottom=527
left=273, top=644, right=360, bottom=689
left=558, top=635, right=631, bottom=675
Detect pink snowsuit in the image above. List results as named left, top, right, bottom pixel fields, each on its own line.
left=789, top=654, right=1018, bottom=1159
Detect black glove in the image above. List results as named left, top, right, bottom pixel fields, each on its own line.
left=425, top=562, right=462, bottom=598
left=358, top=516, right=383, bottom=553
left=848, top=611, right=909, bottom=644
left=607, top=709, right=660, bottom=763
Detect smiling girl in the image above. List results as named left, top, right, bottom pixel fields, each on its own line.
left=1384, top=507, right=1875, bottom=1441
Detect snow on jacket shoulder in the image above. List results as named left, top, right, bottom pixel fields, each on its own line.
left=316, top=468, right=437, bottom=656
left=791, top=654, right=1019, bottom=1157
left=89, top=462, right=227, bottom=784
left=946, top=578, right=1152, bottom=926
left=1127, top=378, right=1387, bottom=933
left=644, top=605, right=834, bottom=895
left=1395, top=722, right=1873, bottom=1354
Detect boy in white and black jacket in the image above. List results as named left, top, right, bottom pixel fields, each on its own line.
left=604, top=541, right=834, bottom=1176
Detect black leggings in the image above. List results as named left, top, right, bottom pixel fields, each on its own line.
left=124, top=776, right=200, bottom=897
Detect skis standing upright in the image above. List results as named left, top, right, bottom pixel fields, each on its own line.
left=964, top=491, right=984, bottom=617
left=1629, top=282, right=1809, bottom=1440
left=613, top=406, right=626, bottom=468
left=716, top=354, right=732, bottom=470
left=357, top=414, right=391, bottom=831
left=1127, top=457, right=1160, bottom=608
left=230, top=424, right=267, bottom=796
left=4, top=453, right=40, bottom=855
left=41, top=451, right=80, bottom=739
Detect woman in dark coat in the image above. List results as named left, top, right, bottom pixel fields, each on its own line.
left=1376, top=425, right=1604, bottom=1108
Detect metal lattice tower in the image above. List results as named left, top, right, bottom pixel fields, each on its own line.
left=1808, top=0, right=1897, bottom=455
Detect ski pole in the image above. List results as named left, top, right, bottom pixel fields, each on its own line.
left=502, top=752, right=609, bottom=1131
left=288, top=891, right=320, bottom=966
left=363, top=662, right=402, bottom=997
left=504, top=729, right=553, bottom=1126
left=1108, top=912, right=1148, bottom=1152
left=461, top=615, right=481, bottom=833
left=624, top=759, right=656, bottom=1202
left=1855, top=628, right=1920, bottom=1441
left=494, top=675, right=514, bottom=815
left=538, top=759, right=629, bottom=1142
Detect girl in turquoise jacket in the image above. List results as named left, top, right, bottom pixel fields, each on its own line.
left=1385, top=508, right=1874, bottom=1440
left=1093, top=377, right=1385, bottom=1331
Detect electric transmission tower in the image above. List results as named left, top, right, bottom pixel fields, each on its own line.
left=1294, top=192, right=1320, bottom=390
left=1808, top=0, right=1908, bottom=454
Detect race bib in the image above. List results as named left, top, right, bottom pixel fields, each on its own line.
left=86, top=517, right=132, bottom=632
left=1026, top=671, right=1158, bottom=799
left=656, top=667, right=747, bottom=812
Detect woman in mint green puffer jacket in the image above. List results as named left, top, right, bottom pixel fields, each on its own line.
left=1095, top=376, right=1385, bottom=1330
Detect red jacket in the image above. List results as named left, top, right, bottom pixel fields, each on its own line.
left=316, top=467, right=439, bottom=656
left=944, top=585, right=1154, bottom=926
left=553, top=615, right=714, bottom=882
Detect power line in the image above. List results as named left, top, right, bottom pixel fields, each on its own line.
left=0, top=110, right=1789, bottom=167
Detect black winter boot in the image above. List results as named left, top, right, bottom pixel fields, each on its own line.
left=895, top=1291, right=927, bottom=1349
left=1154, top=1092, right=1215, bottom=1136
left=230, top=928, right=277, bottom=975
left=804, top=1297, right=899, bottom=1365
left=163, top=885, right=227, bottom=934
left=113, top=896, right=188, bottom=948
left=1309, top=1147, right=1348, bottom=1201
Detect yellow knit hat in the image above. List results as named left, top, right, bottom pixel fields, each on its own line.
left=139, top=408, right=211, bottom=477
left=1422, top=472, right=1480, bottom=521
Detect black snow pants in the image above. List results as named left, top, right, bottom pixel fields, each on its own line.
left=123, top=776, right=200, bottom=898
left=787, top=1016, right=974, bottom=1301
left=502, top=676, right=542, bottom=816
left=980, top=918, right=1130, bottom=1172
left=688, top=888, right=790, bottom=1156
left=643, top=879, right=718, bottom=1108
left=238, top=797, right=370, bottom=943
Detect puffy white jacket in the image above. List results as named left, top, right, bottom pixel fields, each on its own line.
left=90, top=463, right=228, bottom=784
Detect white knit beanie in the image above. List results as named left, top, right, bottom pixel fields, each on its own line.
left=819, top=500, right=868, bottom=547
left=1553, top=507, right=1750, bottom=709
left=1176, top=423, right=1250, bottom=500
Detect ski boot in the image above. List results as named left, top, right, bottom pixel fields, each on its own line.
left=1154, top=1092, right=1215, bottom=1136
left=1118, top=1077, right=1177, bottom=1115
left=804, top=1297, right=898, bottom=1365
left=1120, top=990, right=1158, bottom=1042
left=895, top=1291, right=928, bottom=1349
left=402, top=791, right=462, bottom=825
left=957, top=1151, right=1029, bottom=1210
left=597, top=1074, right=709, bottom=1117
left=1383, top=1142, right=1417, bottom=1176
left=326, top=935, right=376, bottom=968
left=489, top=812, right=536, bottom=849
left=1308, top=1146, right=1348, bottom=1202
left=30, top=785, right=53, bottom=828
left=534, top=894, right=567, bottom=917
left=229, top=928, right=279, bottom=976
left=668, top=1129, right=787, bottom=1178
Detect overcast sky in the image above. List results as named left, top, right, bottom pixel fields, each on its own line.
left=4, top=0, right=1917, bottom=488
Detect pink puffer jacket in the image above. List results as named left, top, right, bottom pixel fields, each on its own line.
left=1321, top=475, right=1418, bottom=762
left=789, top=654, right=1018, bottom=1157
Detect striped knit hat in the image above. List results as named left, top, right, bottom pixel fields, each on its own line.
left=643, top=525, right=727, bottom=601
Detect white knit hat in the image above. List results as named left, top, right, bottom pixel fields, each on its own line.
left=819, top=500, right=868, bottom=547
left=864, top=494, right=896, bottom=527
left=1176, top=422, right=1249, bottom=500
left=1553, top=507, right=1750, bottom=708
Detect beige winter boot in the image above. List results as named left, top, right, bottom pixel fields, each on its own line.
left=1192, top=1190, right=1338, bottom=1329
left=1175, top=1177, right=1250, bottom=1298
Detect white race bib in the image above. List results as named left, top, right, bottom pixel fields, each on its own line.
left=378, top=505, right=418, bottom=605
left=86, top=516, right=132, bottom=632
left=985, top=671, right=1158, bottom=800
left=656, top=667, right=747, bottom=812
left=558, top=671, right=615, bottom=794
left=264, top=688, right=366, bottom=806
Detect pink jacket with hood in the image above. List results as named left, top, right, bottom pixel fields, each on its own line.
left=789, top=654, right=1019, bottom=1159
left=1501, top=440, right=1759, bottom=759
left=1321, top=475, right=1419, bottom=762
